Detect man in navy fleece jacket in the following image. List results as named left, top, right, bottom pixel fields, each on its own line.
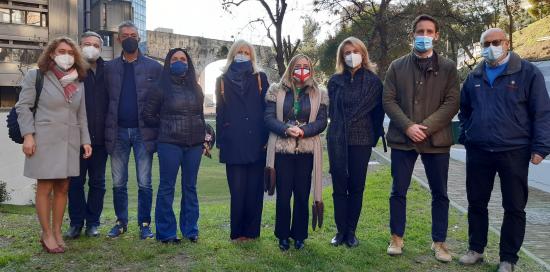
left=458, top=28, right=550, bottom=272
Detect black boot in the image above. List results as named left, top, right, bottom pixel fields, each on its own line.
left=345, top=231, right=359, bottom=248
left=331, top=232, right=345, bottom=247
left=278, top=239, right=290, bottom=251
left=294, top=240, right=305, bottom=250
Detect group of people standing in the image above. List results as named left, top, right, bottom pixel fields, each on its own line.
left=14, top=13, right=550, bottom=272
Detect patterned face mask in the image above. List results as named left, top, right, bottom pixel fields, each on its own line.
left=292, top=67, right=311, bottom=83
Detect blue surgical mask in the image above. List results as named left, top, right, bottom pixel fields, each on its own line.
left=482, top=45, right=504, bottom=63
left=234, top=53, right=251, bottom=63
left=170, top=61, right=188, bottom=76
left=414, top=36, right=433, bottom=53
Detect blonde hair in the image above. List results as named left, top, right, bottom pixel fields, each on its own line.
left=335, top=36, right=377, bottom=74
left=280, top=54, right=319, bottom=91
left=222, top=39, right=260, bottom=74
left=37, top=36, right=89, bottom=80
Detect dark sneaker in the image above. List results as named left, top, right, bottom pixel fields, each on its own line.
left=107, top=221, right=127, bottom=238
left=85, top=225, right=100, bottom=237
left=64, top=225, right=82, bottom=239
left=187, top=235, right=198, bottom=243
left=139, top=223, right=154, bottom=240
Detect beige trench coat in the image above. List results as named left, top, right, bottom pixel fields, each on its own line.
left=15, top=69, right=90, bottom=179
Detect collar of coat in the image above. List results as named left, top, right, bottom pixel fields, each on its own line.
left=119, top=50, right=144, bottom=64
left=331, top=67, right=375, bottom=86
left=410, top=50, right=440, bottom=74
left=473, top=51, right=522, bottom=77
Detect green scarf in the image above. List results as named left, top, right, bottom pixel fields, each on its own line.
left=293, top=87, right=302, bottom=117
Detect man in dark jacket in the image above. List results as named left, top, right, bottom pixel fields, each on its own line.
left=65, top=31, right=109, bottom=239
left=104, top=21, right=162, bottom=239
left=458, top=28, right=550, bottom=272
left=383, top=14, right=460, bottom=262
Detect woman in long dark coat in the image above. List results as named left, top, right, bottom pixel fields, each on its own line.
left=215, top=40, right=270, bottom=241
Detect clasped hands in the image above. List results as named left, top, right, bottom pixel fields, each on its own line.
left=285, top=126, right=304, bottom=138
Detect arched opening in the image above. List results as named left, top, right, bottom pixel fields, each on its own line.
left=202, top=59, right=227, bottom=114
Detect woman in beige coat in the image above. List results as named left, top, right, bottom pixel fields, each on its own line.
left=15, top=37, right=91, bottom=253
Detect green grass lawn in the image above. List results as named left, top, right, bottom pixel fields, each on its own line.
left=0, top=148, right=546, bottom=271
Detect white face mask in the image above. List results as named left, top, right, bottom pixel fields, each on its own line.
left=344, top=53, right=362, bottom=68
left=482, top=45, right=504, bottom=63
left=54, top=54, right=75, bottom=70
left=82, top=46, right=101, bottom=62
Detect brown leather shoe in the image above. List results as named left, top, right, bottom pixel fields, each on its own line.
left=387, top=234, right=404, bottom=256
left=431, top=242, right=452, bottom=262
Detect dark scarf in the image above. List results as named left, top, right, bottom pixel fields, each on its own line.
left=225, top=61, right=253, bottom=90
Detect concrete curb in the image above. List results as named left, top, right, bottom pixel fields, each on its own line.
left=371, top=148, right=550, bottom=271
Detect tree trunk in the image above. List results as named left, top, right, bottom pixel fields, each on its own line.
left=275, top=22, right=286, bottom=77
left=374, top=0, right=390, bottom=78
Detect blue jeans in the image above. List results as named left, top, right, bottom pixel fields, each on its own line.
left=68, top=145, right=108, bottom=228
left=389, top=149, right=450, bottom=242
left=155, top=143, right=202, bottom=240
left=111, top=128, right=153, bottom=226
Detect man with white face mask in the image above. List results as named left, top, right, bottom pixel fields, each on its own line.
left=65, top=31, right=109, bottom=239
left=458, top=28, right=550, bottom=272
left=383, top=14, right=460, bottom=262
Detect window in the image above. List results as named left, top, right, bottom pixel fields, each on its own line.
left=11, top=9, right=24, bottom=24
left=0, top=8, right=9, bottom=23
left=0, top=48, right=42, bottom=64
left=26, top=11, right=40, bottom=26
left=41, top=13, right=47, bottom=27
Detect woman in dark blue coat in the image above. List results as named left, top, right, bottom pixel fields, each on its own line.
left=327, top=37, right=385, bottom=248
left=143, top=48, right=208, bottom=243
left=215, top=40, right=269, bottom=241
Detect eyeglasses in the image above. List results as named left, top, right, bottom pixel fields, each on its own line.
left=483, top=39, right=505, bottom=48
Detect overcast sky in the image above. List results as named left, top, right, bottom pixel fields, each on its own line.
left=146, top=0, right=337, bottom=45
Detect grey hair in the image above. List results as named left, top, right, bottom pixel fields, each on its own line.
left=80, top=31, right=103, bottom=45
left=118, top=21, right=138, bottom=36
left=222, top=39, right=260, bottom=74
left=480, top=28, right=508, bottom=43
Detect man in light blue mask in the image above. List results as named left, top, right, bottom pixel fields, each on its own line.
left=383, top=14, right=459, bottom=263
left=458, top=28, right=550, bottom=272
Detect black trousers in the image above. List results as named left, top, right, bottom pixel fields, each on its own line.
left=274, top=153, right=313, bottom=241
left=466, top=147, right=530, bottom=264
left=226, top=161, right=265, bottom=239
left=389, top=149, right=450, bottom=242
left=331, top=145, right=372, bottom=234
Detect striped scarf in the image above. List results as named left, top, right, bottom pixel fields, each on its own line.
left=50, top=63, right=79, bottom=102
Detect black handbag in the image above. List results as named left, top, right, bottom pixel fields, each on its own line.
left=6, top=70, right=43, bottom=144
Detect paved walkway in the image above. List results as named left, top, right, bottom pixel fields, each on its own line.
left=372, top=147, right=550, bottom=270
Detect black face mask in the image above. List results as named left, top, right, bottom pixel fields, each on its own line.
left=121, top=38, right=139, bottom=53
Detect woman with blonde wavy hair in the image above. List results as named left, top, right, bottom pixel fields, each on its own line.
left=264, top=54, right=328, bottom=251
left=326, top=36, right=385, bottom=248
left=215, top=39, right=270, bottom=242
left=15, top=36, right=91, bottom=253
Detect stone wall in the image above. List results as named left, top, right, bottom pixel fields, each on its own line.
left=146, top=30, right=279, bottom=83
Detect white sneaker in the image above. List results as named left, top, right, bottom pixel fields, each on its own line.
left=459, top=250, right=484, bottom=265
